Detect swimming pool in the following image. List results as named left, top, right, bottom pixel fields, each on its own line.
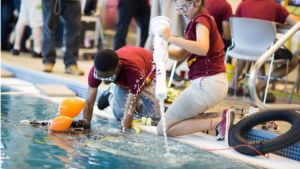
left=1, top=86, right=17, bottom=92
left=0, top=89, right=262, bottom=169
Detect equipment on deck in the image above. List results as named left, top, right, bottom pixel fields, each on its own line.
left=229, top=109, right=300, bottom=156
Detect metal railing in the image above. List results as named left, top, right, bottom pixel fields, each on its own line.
left=248, top=21, right=300, bottom=110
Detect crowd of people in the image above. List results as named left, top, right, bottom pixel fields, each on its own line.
left=1, top=0, right=298, bottom=140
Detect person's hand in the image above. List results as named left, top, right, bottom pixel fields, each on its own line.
left=121, top=114, right=133, bottom=131
left=77, top=119, right=91, bottom=129
left=160, top=27, right=171, bottom=42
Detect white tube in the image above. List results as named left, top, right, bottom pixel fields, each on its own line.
left=153, top=33, right=168, bottom=100
left=168, top=61, right=177, bottom=88
left=150, top=16, right=171, bottom=100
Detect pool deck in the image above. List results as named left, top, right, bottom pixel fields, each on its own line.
left=2, top=51, right=300, bottom=169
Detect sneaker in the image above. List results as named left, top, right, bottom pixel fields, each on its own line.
left=11, top=49, right=20, bottom=56
left=43, top=63, right=54, bottom=73
left=216, top=109, right=235, bottom=143
left=65, top=65, right=84, bottom=76
left=97, top=89, right=110, bottom=110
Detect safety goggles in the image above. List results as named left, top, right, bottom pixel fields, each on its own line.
left=93, top=69, right=117, bottom=82
left=175, top=0, right=196, bottom=13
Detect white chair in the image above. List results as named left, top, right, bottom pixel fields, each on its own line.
left=225, top=17, right=277, bottom=101
left=225, top=17, right=277, bottom=62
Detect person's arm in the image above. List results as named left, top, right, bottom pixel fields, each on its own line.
left=168, top=49, right=188, bottom=61
left=121, top=93, right=140, bottom=129
left=82, top=86, right=98, bottom=126
left=286, top=14, right=299, bottom=26
left=162, top=23, right=209, bottom=56
left=277, top=14, right=299, bottom=32
left=222, top=21, right=231, bottom=40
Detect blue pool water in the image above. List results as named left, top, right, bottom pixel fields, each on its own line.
left=0, top=86, right=16, bottom=92
left=1, top=92, right=262, bottom=169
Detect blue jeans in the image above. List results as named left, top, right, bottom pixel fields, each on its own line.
left=55, top=17, right=64, bottom=48
left=42, top=0, right=81, bottom=67
left=108, top=83, right=159, bottom=121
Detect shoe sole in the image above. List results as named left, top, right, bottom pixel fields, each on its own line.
left=43, top=70, right=53, bottom=73
left=225, top=109, right=234, bottom=146
left=97, top=91, right=110, bottom=110
left=43, top=68, right=53, bottom=73
left=65, top=72, right=84, bottom=76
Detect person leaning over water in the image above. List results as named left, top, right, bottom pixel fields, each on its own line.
left=79, top=46, right=160, bottom=129
left=156, top=0, right=234, bottom=141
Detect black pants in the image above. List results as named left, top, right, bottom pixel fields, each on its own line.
left=1, top=0, right=31, bottom=51
left=113, top=0, right=150, bottom=50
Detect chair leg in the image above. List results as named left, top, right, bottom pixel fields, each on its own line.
left=288, top=62, right=300, bottom=103
left=243, top=61, right=251, bottom=100
left=283, top=59, right=290, bottom=93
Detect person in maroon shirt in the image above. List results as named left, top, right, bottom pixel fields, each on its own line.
left=236, top=0, right=297, bottom=24
left=205, top=0, right=233, bottom=51
left=157, top=0, right=234, bottom=141
left=80, top=46, right=159, bottom=129
left=233, top=0, right=298, bottom=102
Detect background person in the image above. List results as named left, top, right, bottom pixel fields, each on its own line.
left=113, top=0, right=150, bottom=50
left=42, top=0, right=84, bottom=75
left=1, top=0, right=32, bottom=52
left=11, top=0, right=43, bottom=58
left=205, top=0, right=232, bottom=51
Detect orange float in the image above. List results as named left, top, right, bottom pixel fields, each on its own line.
left=49, top=116, right=73, bottom=132
left=59, top=97, right=85, bottom=118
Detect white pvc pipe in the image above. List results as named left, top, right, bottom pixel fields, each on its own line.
left=153, top=33, right=168, bottom=100
left=150, top=16, right=171, bottom=100
left=168, top=61, right=177, bottom=88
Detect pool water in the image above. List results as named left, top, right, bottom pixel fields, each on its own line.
left=1, top=92, right=262, bottom=169
left=0, top=86, right=16, bottom=92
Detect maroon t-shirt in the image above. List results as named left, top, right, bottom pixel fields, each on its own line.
left=88, top=46, right=154, bottom=94
left=205, top=0, right=233, bottom=35
left=184, top=10, right=225, bottom=80
left=236, top=0, right=289, bottom=24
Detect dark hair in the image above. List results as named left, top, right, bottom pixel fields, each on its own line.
left=94, top=49, right=119, bottom=71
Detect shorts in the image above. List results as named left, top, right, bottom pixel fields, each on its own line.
left=18, top=0, right=43, bottom=27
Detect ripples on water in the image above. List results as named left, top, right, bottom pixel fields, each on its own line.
left=1, top=94, right=262, bottom=169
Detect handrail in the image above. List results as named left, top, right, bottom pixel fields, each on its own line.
left=248, top=21, right=300, bottom=110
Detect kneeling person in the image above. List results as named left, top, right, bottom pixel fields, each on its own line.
left=82, top=46, right=160, bottom=129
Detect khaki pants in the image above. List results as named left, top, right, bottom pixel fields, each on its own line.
left=157, top=73, right=228, bottom=132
